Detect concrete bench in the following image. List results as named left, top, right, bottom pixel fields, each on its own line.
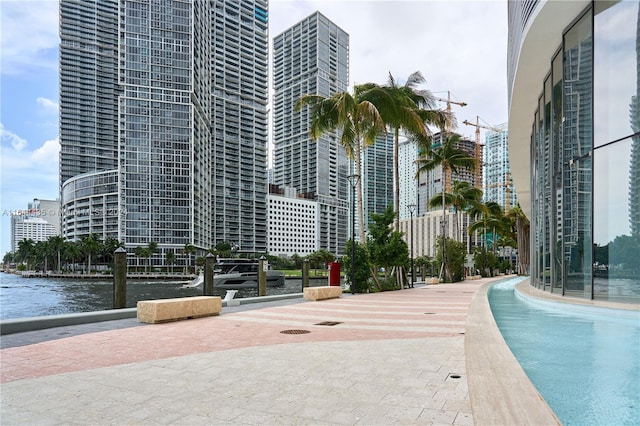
left=424, top=277, right=440, bottom=284
left=137, top=296, right=222, bottom=324
left=303, top=286, right=342, bottom=301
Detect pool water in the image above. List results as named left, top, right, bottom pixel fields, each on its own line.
left=489, top=276, right=640, bottom=426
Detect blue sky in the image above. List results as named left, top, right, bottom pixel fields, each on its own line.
left=0, top=0, right=510, bottom=256
left=1, top=0, right=60, bottom=257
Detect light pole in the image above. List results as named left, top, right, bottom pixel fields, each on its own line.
left=347, top=174, right=360, bottom=293
left=407, top=204, right=416, bottom=288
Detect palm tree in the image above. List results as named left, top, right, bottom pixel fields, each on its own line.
left=17, top=238, right=35, bottom=270
left=136, top=241, right=158, bottom=273
left=428, top=181, right=482, bottom=244
left=506, top=205, right=530, bottom=275
left=102, top=237, right=125, bottom=267
left=469, top=201, right=505, bottom=253
left=416, top=133, right=476, bottom=280
left=165, top=251, right=176, bottom=273
left=183, top=243, right=196, bottom=274
left=296, top=84, right=386, bottom=243
left=34, top=240, right=53, bottom=272
left=370, top=71, right=448, bottom=231
left=63, top=241, right=82, bottom=273
left=48, top=235, right=66, bottom=272
left=80, top=234, right=101, bottom=274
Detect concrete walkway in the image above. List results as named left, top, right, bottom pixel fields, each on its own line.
left=0, top=276, right=555, bottom=425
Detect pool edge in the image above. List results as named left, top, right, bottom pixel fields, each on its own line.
left=465, top=276, right=561, bottom=426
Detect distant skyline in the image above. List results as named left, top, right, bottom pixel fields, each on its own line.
left=0, top=0, right=508, bottom=256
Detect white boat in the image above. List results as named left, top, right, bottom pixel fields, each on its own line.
left=185, top=259, right=285, bottom=289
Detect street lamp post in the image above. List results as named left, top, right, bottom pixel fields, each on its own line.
left=407, top=204, right=416, bottom=288
left=347, top=174, right=360, bottom=293
left=440, top=217, right=447, bottom=282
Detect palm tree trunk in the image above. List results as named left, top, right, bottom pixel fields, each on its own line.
left=393, top=127, right=400, bottom=231
left=440, top=166, right=447, bottom=281
left=355, top=138, right=366, bottom=243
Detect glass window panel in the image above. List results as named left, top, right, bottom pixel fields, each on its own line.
left=544, top=76, right=552, bottom=290
left=593, top=136, right=640, bottom=302
left=552, top=50, right=564, bottom=291
left=594, top=0, right=639, bottom=146
left=563, top=10, right=593, bottom=298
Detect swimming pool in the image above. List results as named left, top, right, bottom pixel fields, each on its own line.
left=488, top=276, right=640, bottom=426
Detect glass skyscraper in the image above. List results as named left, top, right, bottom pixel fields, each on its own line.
left=483, top=125, right=518, bottom=211
left=508, top=0, right=640, bottom=303
left=59, top=0, right=269, bottom=260
left=272, top=12, right=349, bottom=255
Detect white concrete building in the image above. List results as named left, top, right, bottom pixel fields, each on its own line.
left=10, top=198, right=61, bottom=252
left=399, top=210, right=480, bottom=259
left=11, top=217, right=58, bottom=252
left=267, top=186, right=319, bottom=257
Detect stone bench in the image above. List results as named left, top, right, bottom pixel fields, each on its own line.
left=466, top=275, right=482, bottom=280
left=137, top=296, right=222, bottom=324
left=424, top=277, right=440, bottom=284
left=303, top=286, right=342, bottom=301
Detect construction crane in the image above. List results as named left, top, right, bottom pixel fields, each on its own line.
left=485, top=171, right=513, bottom=213
left=433, top=91, right=467, bottom=133
left=431, top=92, right=467, bottom=194
left=463, top=116, right=502, bottom=191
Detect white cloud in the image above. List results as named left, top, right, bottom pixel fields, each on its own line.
left=36, top=97, right=59, bottom=113
left=31, top=137, right=60, bottom=164
left=0, top=123, right=27, bottom=151
left=0, top=0, right=59, bottom=75
left=269, top=0, right=509, bottom=133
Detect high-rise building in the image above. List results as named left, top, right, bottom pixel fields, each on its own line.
left=10, top=199, right=61, bottom=252
left=398, top=134, right=420, bottom=218
left=59, top=0, right=268, bottom=260
left=361, top=133, right=394, bottom=228
left=482, top=124, right=517, bottom=211
left=419, top=132, right=480, bottom=215
left=272, top=12, right=349, bottom=255
left=508, top=0, right=639, bottom=302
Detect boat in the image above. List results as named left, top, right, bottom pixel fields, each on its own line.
left=184, top=259, right=285, bottom=289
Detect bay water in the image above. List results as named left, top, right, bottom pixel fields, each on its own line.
left=0, top=272, right=313, bottom=320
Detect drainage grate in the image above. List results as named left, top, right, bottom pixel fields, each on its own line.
left=424, top=312, right=436, bottom=315
left=280, top=329, right=310, bottom=335
left=315, top=321, right=342, bottom=326
left=447, top=373, right=462, bottom=380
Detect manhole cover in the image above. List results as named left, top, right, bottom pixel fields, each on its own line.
left=280, top=329, right=310, bottom=335
left=315, top=321, right=342, bottom=326
left=447, top=373, right=462, bottom=379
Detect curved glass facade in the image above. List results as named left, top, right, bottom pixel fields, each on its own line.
left=61, top=170, right=121, bottom=242
left=528, top=1, right=639, bottom=303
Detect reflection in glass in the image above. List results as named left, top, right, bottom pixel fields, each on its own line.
left=592, top=0, right=640, bottom=302
left=594, top=0, right=639, bottom=146
left=543, top=77, right=552, bottom=290
left=551, top=51, right=563, bottom=291
left=593, top=137, right=640, bottom=302
left=563, top=11, right=593, bottom=298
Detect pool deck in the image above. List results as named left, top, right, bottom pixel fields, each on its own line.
left=1, top=275, right=563, bottom=425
